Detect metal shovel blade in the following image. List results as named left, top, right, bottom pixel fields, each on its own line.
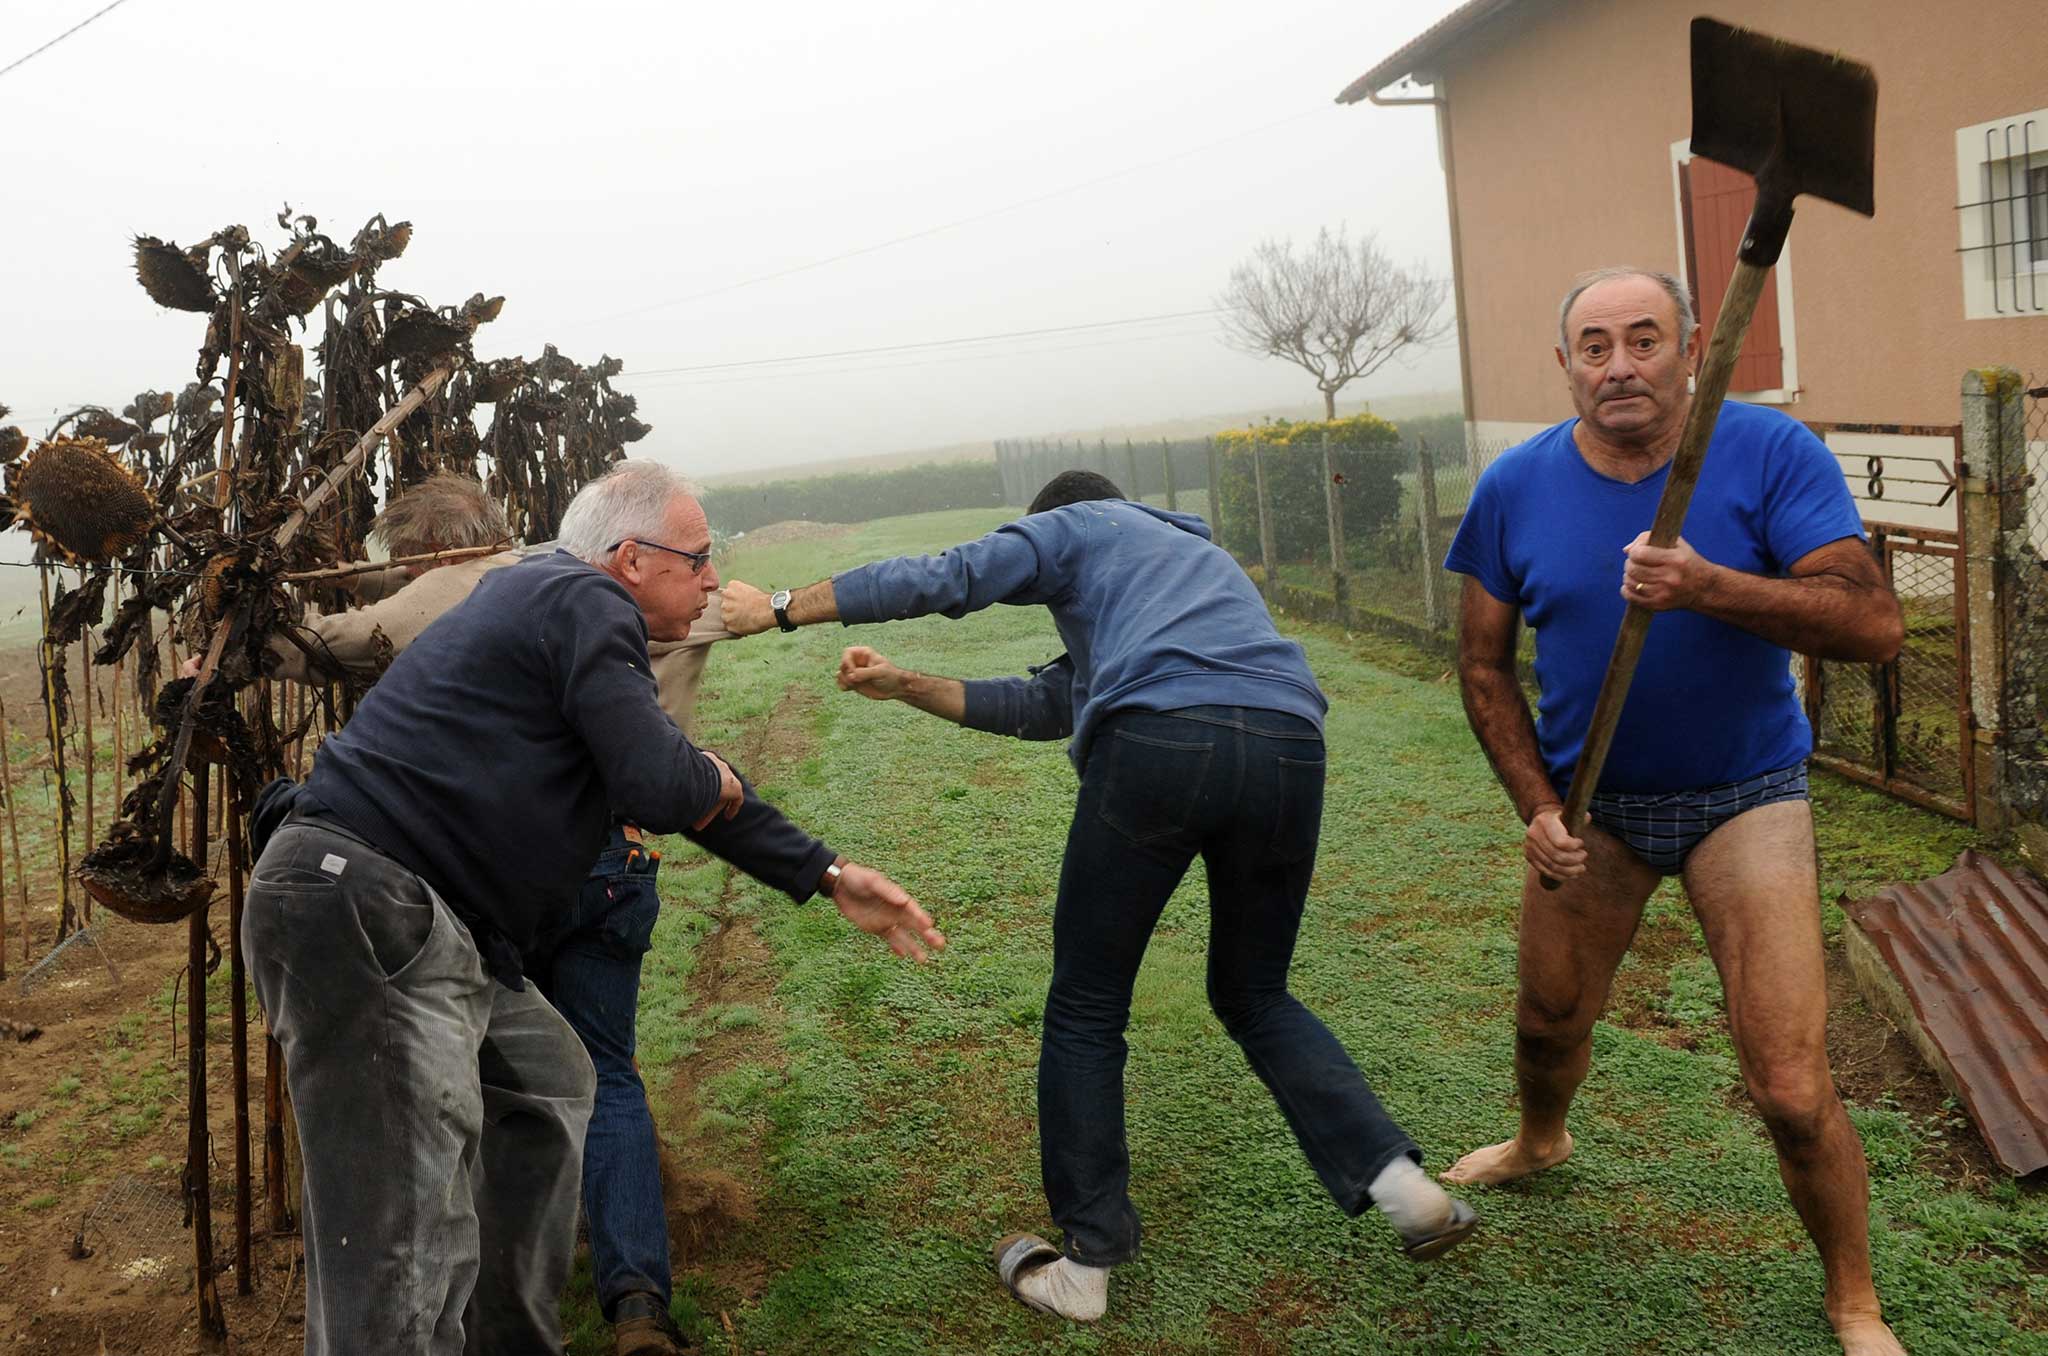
left=1689, top=16, right=1877, bottom=218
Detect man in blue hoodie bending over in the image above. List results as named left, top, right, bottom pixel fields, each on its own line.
left=721, top=470, right=1477, bottom=1322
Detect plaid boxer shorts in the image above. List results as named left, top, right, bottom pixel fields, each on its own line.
left=1585, top=763, right=1809, bottom=874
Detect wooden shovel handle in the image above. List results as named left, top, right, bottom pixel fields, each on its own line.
left=1539, top=257, right=1773, bottom=890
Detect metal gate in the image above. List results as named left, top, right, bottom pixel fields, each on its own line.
left=1801, top=423, right=1974, bottom=820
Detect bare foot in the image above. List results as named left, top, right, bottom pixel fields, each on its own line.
left=1438, top=1131, right=1574, bottom=1185
left=1829, top=1305, right=1906, bottom=1356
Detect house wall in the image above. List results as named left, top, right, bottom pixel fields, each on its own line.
left=1434, top=0, right=2048, bottom=435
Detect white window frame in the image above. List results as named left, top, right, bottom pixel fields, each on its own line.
left=1955, top=108, right=2048, bottom=320
left=1668, top=139, right=1800, bottom=405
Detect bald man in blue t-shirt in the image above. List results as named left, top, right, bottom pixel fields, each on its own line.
left=1441, top=268, right=1906, bottom=1356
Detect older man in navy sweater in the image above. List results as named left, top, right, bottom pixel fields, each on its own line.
left=724, top=470, right=1476, bottom=1323
left=242, top=461, right=942, bottom=1356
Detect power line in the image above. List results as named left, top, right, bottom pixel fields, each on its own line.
left=0, top=0, right=140, bottom=81
left=572, top=105, right=1327, bottom=329
left=617, top=307, right=1229, bottom=379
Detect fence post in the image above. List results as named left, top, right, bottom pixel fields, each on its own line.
left=1961, top=368, right=2027, bottom=834
left=1120, top=439, right=1138, bottom=503
left=1320, top=429, right=1347, bottom=603
left=1207, top=437, right=1222, bottom=538
left=1161, top=439, right=1178, bottom=511
left=1416, top=439, right=1445, bottom=631
left=1252, top=438, right=1278, bottom=595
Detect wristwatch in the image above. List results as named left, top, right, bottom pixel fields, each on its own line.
left=818, top=855, right=847, bottom=899
left=770, top=588, right=798, bottom=633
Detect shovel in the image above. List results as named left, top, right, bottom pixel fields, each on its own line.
left=1542, top=18, right=1876, bottom=888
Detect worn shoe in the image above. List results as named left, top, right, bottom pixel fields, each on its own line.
left=613, top=1291, right=689, bottom=1356
left=1399, top=1198, right=1480, bottom=1262
left=994, top=1233, right=1109, bottom=1321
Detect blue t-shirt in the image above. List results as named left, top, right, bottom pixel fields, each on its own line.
left=1443, top=402, right=1864, bottom=795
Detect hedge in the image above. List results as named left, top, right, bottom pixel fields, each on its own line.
left=701, top=459, right=1004, bottom=535
left=1212, top=413, right=1404, bottom=562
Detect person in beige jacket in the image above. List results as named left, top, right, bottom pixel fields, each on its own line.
left=267, top=471, right=737, bottom=1356
left=270, top=474, right=732, bottom=736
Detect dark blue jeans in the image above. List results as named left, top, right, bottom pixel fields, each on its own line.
left=526, top=828, right=667, bottom=1319
left=1042, top=706, right=1420, bottom=1265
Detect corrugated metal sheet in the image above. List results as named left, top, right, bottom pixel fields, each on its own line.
left=1843, top=850, right=2048, bottom=1176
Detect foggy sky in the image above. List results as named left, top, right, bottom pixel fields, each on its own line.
left=1, top=0, right=1464, bottom=481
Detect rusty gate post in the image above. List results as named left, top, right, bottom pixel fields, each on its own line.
left=1961, top=368, right=2027, bottom=835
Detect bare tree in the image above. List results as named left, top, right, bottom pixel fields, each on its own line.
left=1218, top=227, right=1452, bottom=419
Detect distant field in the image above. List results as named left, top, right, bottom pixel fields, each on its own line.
left=693, top=390, right=1463, bottom=489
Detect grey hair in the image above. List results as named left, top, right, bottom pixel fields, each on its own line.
left=556, top=459, right=699, bottom=564
left=372, top=472, right=511, bottom=557
left=1557, top=267, right=1696, bottom=358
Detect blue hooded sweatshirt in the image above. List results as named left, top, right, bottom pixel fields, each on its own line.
left=830, top=501, right=1327, bottom=768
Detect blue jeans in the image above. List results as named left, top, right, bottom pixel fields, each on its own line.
left=1043, top=706, right=1421, bottom=1265
left=526, top=828, right=667, bottom=1320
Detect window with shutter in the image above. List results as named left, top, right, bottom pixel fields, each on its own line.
left=1677, top=156, right=1786, bottom=394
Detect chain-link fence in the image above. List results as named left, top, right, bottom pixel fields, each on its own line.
left=1807, top=523, right=1973, bottom=817
left=1183, top=434, right=1510, bottom=651
left=995, top=437, right=1219, bottom=513
left=1244, top=437, right=1503, bottom=641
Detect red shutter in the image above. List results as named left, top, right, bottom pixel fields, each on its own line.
left=1679, top=157, right=1784, bottom=392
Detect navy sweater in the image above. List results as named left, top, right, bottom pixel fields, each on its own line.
left=831, top=502, right=1327, bottom=768
left=307, top=551, right=834, bottom=978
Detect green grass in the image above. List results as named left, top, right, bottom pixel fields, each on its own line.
left=548, top=507, right=2048, bottom=1355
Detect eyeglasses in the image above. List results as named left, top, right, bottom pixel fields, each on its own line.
left=607, top=538, right=713, bottom=575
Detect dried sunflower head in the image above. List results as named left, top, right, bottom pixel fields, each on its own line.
left=9, top=436, right=156, bottom=562
left=272, top=240, right=361, bottom=316
left=133, top=235, right=216, bottom=312
left=78, top=829, right=216, bottom=925
left=74, top=409, right=140, bottom=443
left=472, top=357, right=530, bottom=403
left=378, top=305, right=471, bottom=363
left=0, top=428, right=25, bottom=464
left=460, top=293, right=505, bottom=327
left=354, top=217, right=413, bottom=264
left=534, top=346, right=579, bottom=383
left=618, top=416, right=652, bottom=443
left=194, top=547, right=254, bottom=621
left=123, top=391, right=175, bottom=426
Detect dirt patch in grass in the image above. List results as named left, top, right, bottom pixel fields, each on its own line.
left=1601, top=908, right=1700, bottom=1048
left=1606, top=1188, right=1797, bottom=1257
left=1208, top=1270, right=1339, bottom=1354
left=0, top=843, right=307, bottom=1355
left=650, top=682, right=822, bottom=1298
